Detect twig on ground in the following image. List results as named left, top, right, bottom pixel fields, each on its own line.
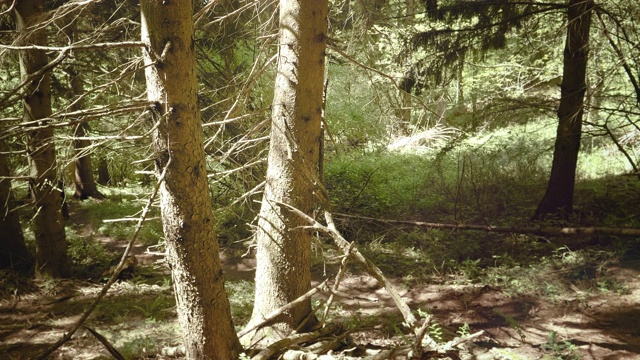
left=321, top=242, right=353, bottom=325
left=334, top=212, right=640, bottom=237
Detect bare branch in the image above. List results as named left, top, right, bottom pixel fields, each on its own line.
left=0, top=50, right=68, bottom=110
left=238, top=279, right=329, bottom=339
left=0, top=41, right=145, bottom=52
left=334, top=213, right=640, bottom=237
left=0, top=102, right=155, bottom=140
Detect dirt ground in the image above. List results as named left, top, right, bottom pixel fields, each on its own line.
left=1, top=218, right=640, bottom=359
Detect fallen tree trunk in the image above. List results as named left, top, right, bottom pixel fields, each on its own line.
left=334, top=213, right=640, bottom=237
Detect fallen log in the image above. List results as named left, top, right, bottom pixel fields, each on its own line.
left=334, top=213, right=640, bottom=237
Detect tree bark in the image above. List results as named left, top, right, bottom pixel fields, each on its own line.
left=534, top=0, right=594, bottom=219
left=16, top=0, right=69, bottom=279
left=0, top=139, right=31, bottom=273
left=140, top=1, right=242, bottom=359
left=246, top=0, right=328, bottom=344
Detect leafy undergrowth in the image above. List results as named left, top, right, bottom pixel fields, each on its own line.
left=3, top=136, right=640, bottom=358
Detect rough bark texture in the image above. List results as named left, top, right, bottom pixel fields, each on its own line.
left=0, top=139, right=31, bottom=273
left=16, top=0, right=69, bottom=278
left=534, top=0, right=593, bottom=219
left=247, top=0, right=328, bottom=343
left=140, top=1, right=242, bottom=359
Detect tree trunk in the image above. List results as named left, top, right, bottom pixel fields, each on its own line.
left=398, top=74, right=414, bottom=135
left=63, top=20, right=103, bottom=200
left=0, top=139, right=31, bottom=273
left=97, top=156, right=110, bottom=185
left=16, top=0, right=69, bottom=279
left=72, top=121, right=103, bottom=199
left=246, top=0, right=328, bottom=343
left=140, top=1, right=242, bottom=359
left=534, top=0, right=594, bottom=219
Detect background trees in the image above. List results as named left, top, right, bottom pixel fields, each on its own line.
left=16, top=0, right=69, bottom=279
left=535, top=0, right=595, bottom=219
left=0, top=0, right=639, bottom=358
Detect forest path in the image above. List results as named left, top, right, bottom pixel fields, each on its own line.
left=1, top=203, right=639, bottom=359
left=221, top=248, right=640, bottom=359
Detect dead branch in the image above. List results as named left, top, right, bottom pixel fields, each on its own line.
left=440, top=330, right=485, bottom=352
left=34, top=159, right=171, bottom=360
left=0, top=50, right=68, bottom=110
left=320, top=242, right=353, bottom=325
left=0, top=102, right=154, bottom=140
left=102, top=217, right=160, bottom=223
left=333, top=213, right=640, bottom=237
left=276, top=202, right=437, bottom=345
left=239, top=279, right=330, bottom=339
left=0, top=41, right=145, bottom=52
left=251, top=323, right=340, bottom=360
left=83, top=326, right=126, bottom=360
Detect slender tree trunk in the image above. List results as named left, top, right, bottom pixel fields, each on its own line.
left=72, top=120, right=103, bottom=199
left=140, top=1, right=242, bottom=358
left=0, top=139, right=31, bottom=273
left=16, top=0, right=69, bottom=279
left=398, top=75, right=414, bottom=135
left=63, top=21, right=103, bottom=200
left=534, top=0, right=594, bottom=219
left=246, top=0, right=328, bottom=344
left=97, top=156, right=110, bottom=185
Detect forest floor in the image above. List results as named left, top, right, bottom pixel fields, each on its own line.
left=1, top=205, right=640, bottom=359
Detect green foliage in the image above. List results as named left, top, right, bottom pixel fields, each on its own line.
left=325, top=152, right=439, bottom=217
left=541, top=331, right=581, bottom=360
left=78, top=187, right=164, bottom=246
left=493, top=309, right=526, bottom=342
left=95, top=293, right=175, bottom=324
left=130, top=296, right=176, bottom=322
left=118, top=334, right=159, bottom=360
left=481, top=246, right=628, bottom=298
left=66, top=234, right=111, bottom=278
left=225, top=279, right=254, bottom=329
left=456, top=322, right=471, bottom=338
left=325, top=65, right=391, bottom=149
left=427, top=322, right=444, bottom=344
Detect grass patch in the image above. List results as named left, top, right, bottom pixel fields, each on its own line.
left=226, top=279, right=254, bottom=330
left=75, top=186, right=164, bottom=246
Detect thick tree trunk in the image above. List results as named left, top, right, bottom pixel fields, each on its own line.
left=16, top=0, right=69, bottom=279
left=0, top=140, right=31, bottom=273
left=246, top=0, right=328, bottom=343
left=534, top=0, right=594, bottom=219
left=140, top=1, right=242, bottom=359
